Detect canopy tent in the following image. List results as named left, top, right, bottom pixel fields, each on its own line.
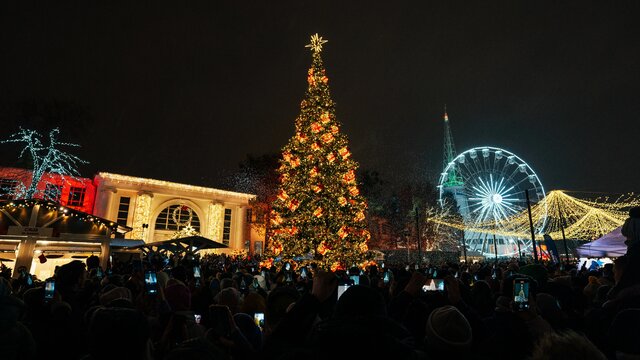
left=132, top=235, right=228, bottom=256
left=576, top=227, right=627, bottom=258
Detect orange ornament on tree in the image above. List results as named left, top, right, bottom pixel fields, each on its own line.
left=317, top=241, right=330, bottom=255
left=288, top=199, right=300, bottom=211
left=320, top=112, right=331, bottom=124
left=331, top=262, right=344, bottom=272
left=311, top=142, right=321, bottom=151
left=337, top=225, right=349, bottom=239
left=321, top=76, right=328, bottom=84
left=311, top=122, right=323, bottom=133
left=277, top=190, right=289, bottom=202
left=312, top=184, right=324, bottom=193
left=321, top=133, right=334, bottom=144
left=354, top=210, right=365, bottom=222
left=283, top=151, right=292, bottom=162
left=339, top=147, right=351, bottom=159
left=331, top=125, right=339, bottom=134
left=260, top=258, right=274, bottom=269
left=290, top=157, right=300, bottom=168
left=309, top=166, right=319, bottom=177
left=359, top=242, right=368, bottom=252
left=343, top=169, right=356, bottom=184
left=271, top=213, right=283, bottom=226
left=349, top=186, right=360, bottom=196
left=326, top=152, right=336, bottom=163
left=271, top=242, right=283, bottom=256
left=296, top=132, right=307, bottom=143
left=338, top=196, right=347, bottom=206
left=313, top=207, right=324, bottom=217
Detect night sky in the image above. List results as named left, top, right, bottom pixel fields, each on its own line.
left=1, top=1, right=638, bottom=194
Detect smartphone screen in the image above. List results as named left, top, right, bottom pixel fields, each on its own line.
left=194, top=314, right=202, bottom=324
left=26, top=275, right=33, bottom=286
left=337, top=284, right=350, bottom=299
left=145, top=271, right=158, bottom=294
left=253, top=312, right=265, bottom=329
left=44, top=280, right=55, bottom=300
left=285, top=263, right=291, bottom=271
left=193, top=266, right=202, bottom=287
left=300, top=267, right=307, bottom=278
left=422, top=278, right=445, bottom=292
left=96, top=267, right=103, bottom=279
left=383, top=271, right=390, bottom=284
left=513, top=278, right=530, bottom=311
left=349, top=275, right=360, bottom=286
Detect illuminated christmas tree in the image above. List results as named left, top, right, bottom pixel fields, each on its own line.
left=268, top=34, right=371, bottom=270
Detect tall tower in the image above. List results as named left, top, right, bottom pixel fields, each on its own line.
left=442, top=106, right=463, bottom=187
left=440, top=107, right=469, bottom=219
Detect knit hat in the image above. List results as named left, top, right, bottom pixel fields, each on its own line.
left=214, top=287, right=241, bottom=313
left=425, top=305, right=472, bottom=350
left=165, top=280, right=191, bottom=311
left=99, top=287, right=133, bottom=306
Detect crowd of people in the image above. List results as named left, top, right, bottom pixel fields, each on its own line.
left=1, top=210, right=640, bottom=360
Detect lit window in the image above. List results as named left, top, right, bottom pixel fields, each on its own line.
left=223, top=208, right=232, bottom=245
left=0, top=179, right=18, bottom=200
left=68, top=187, right=86, bottom=207
left=155, top=204, right=200, bottom=232
left=115, top=196, right=131, bottom=239
left=44, top=184, right=62, bottom=202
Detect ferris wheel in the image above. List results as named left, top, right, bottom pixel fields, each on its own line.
left=437, top=146, right=547, bottom=257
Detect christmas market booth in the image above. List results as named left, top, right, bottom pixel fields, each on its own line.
left=0, top=199, right=135, bottom=279
left=132, top=234, right=228, bottom=258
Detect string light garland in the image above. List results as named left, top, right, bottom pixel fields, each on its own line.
left=0, top=199, right=120, bottom=233
left=266, top=34, right=371, bottom=269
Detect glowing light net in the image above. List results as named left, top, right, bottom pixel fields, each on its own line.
left=430, top=190, right=639, bottom=241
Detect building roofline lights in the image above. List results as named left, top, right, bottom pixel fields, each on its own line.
left=97, top=172, right=256, bottom=201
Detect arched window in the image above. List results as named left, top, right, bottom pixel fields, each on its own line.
left=155, top=204, right=200, bottom=232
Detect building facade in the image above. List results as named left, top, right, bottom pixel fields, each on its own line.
left=0, top=167, right=259, bottom=278
left=92, top=172, right=256, bottom=252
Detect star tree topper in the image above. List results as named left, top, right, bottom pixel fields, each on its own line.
left=305, top=33, right=328, bottom=53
